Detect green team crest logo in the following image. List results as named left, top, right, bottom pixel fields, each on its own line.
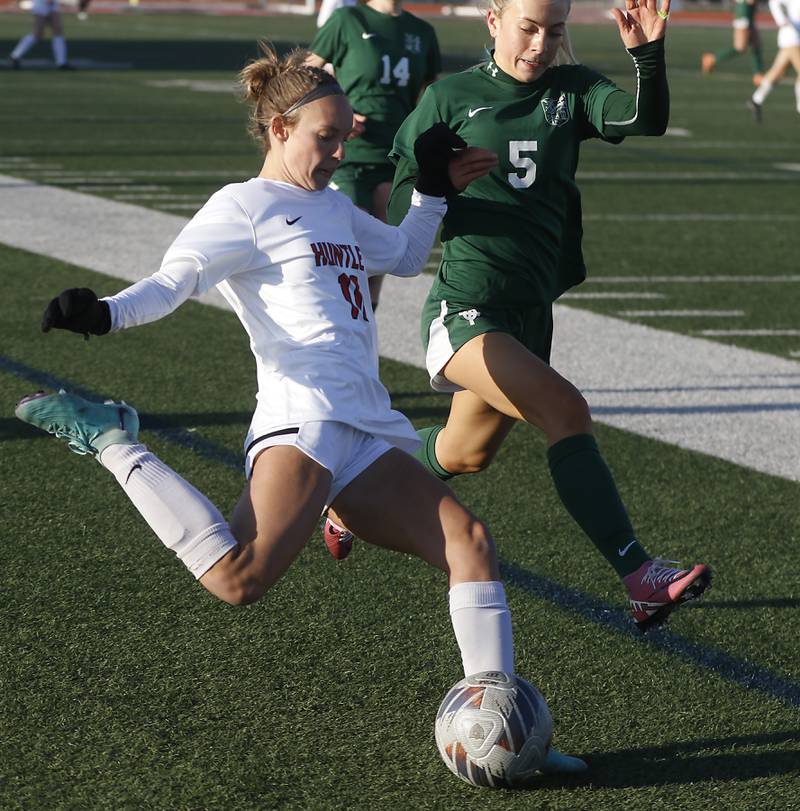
left=541, top=93, right=570, bottom=127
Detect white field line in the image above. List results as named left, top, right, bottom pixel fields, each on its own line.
left=112, top=194, right=211, bottom=201
left=1, top=173, right=798, bottom=483
left=619, top=310, right=746, bottom=317
left=587, top=275, right=800, bottom=284
left=639, top=141, right=799, bottom=149
left=37, top=177, right=137, bottom=184
left=698, top=330, right=800, bottom=336
left=74, top=185, right=169, bottom=193
left=664, top=127, right=691, bottom=137
left=562, top=292, right=666, bottom=300
left=13, top=169, right=250, bottom=178
left=577, top=172, right=799, bottom=181
left=584, top=213, right=800, bottom=222
left=774, top=163, right=800, bottom=172
left=146, top=79, right=238, bottom=93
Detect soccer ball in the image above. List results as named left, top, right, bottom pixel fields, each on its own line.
left=434, top=671, right=553, bottom=788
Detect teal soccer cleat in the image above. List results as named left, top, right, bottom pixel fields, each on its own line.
left=15, top=390, right=139, bottom=457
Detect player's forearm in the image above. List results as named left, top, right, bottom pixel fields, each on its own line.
left=104, top=259, right=199, bottom=331
left=386, top=160, right=418, bottom=227
left=602, top=39, right=669, bottom=136
left=390, top=190, right=446, bottom=278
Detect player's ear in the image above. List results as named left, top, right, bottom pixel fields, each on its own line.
left=270, top=115, right=291, bottom=143
left=486, top=8, right=499, bottom=37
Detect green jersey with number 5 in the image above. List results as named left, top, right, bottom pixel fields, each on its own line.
left=389, top=58, right=623, bottom=307
left=310, top=5, right=441, bottom=166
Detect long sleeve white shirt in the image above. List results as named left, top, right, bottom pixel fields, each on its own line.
left=105, top=179, right=446, bottom=455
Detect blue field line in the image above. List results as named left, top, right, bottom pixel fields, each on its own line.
left=1, top=354, right=242, bottom=470
left=5, top=353, right=800, bottom=711
left=500, top=562, right=800, bottom=710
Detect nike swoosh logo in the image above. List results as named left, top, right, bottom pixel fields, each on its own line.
left=468, top=106, right=493, bottom=118
left=125, top=463, right=142, bottom=485
left=618, top=540, right=637, bottom=556
left=286, top=216, right=302, bottom=225
left=361, top=32, right=376, bottom=39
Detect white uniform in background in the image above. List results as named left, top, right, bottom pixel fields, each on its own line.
left=770, top=0, right=800, bottom=47
left=752, top=0, right=800, bottom=112
left=30, top=0, right=59, bottom=16
left=317, top=0, right=357, bottom=29
left=9, top=0, right=68, bottom=67
left=105, top=179, right=446, bottom=477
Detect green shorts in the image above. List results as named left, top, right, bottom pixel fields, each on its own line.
left=420, top=294, right=554, bottom=392
left=733, top=0, right=756, bottom=29
left=329, top=162, right=395, bottom=212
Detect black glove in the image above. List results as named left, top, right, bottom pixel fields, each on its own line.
left=41, top=288, right=111, bottom=336
left=413, top=122, right=467, bottom=198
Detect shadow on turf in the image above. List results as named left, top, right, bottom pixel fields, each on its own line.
left=578, top=729, right=800, bottom=788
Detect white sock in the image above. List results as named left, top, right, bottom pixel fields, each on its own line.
left=752, top=79, right=773, bottom=105
left=100, top=443, right=237, bottom=578
left=449, top=581, right=514, bottom=677
left=795, top=82, right=800, bottom=113
left=11, top=34, right=38, bottom=60
left=52, top=36, right=67, bottom=66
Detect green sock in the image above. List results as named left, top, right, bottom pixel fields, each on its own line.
left=751, top=45, right=765, bottom=73
left=413, top=425, right=454, bottom=481
left=714, top=46, right=738, bottom=64
left=547, top=434, right=649, bottom=578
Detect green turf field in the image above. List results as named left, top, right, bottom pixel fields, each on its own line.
left=1, top=10, right=799, bottom=810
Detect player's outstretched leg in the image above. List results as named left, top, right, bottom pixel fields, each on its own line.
left=16, top=389, right=239, bottom=586
left=623, top=558, right=712, bottom=632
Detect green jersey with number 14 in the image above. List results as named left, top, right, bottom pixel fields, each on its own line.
left=390, top=58, right=622, bottom=307
left=310, top=5, right=441, bottom=165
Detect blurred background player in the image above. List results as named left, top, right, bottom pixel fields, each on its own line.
left=702, top=0, right=765, bottom=86
left=317, top=0, right=357, bottom=29
left=306, top=0, right=441, bottom=310
left=9, top=0, right=70, bottom=69
left=77, top=0, right=92, bottom=21
left=748, top=0, right=800, bottom=119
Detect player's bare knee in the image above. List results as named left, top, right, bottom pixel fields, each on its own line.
left=449, top=516, right=497, bottom=579
left=210, top=575, right=266, bottom=606
left=546, top=384, right=591, bottom=438
left=201, top=556, right=267, bottom=606
left=444, top=447, right=497, bottom=475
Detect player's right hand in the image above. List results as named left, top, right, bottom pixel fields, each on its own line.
left=348, top=112, right=367, bottom=140
left=41, top=288, right=111, bottom=336
left=448, top=147, right=498, bottom=192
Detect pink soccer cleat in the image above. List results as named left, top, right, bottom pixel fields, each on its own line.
left=323, top=517, right=354, bottom=561
left=623, top=558, right=712, bottom=632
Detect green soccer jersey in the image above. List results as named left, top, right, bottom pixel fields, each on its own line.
left=310, top=5, right=441, bottom=165
left=389, top=58, right=623, bottom=307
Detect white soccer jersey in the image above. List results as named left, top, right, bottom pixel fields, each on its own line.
left=770, top=0, right=800, bottom=47
left=106, top=179, right=445, bottom=457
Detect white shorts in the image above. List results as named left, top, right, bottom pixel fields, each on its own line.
left=31, top=0, right=59, bottom=16
left=732, top=17, right=752, bottom=29
left=244, top=421, right=393, bottom=506
left=778, top=23, right=800, bottom=49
